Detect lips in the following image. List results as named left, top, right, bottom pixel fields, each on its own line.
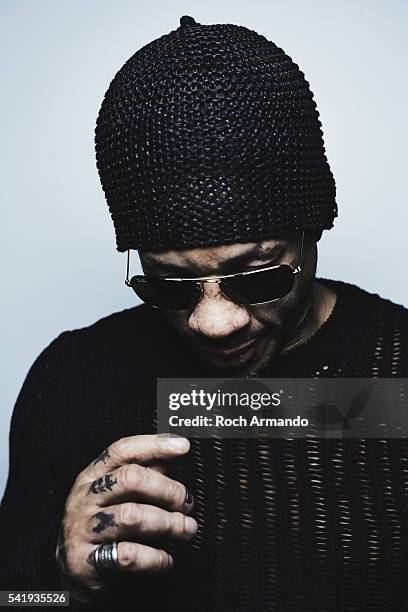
left=199, top=338, right=257, bottom=358
left=196, top=337, right=259, bottom=366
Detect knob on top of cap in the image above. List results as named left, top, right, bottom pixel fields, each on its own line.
left=180, top=15, right=198, bottom=27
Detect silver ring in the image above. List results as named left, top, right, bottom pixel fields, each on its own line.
left=92, top=541, right=121, bottom=577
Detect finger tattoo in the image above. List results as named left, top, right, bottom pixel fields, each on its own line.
left=93, top=448, right=110, bottom=466
left=89, top=474, right=118, bottom=494
left=93, top=511, right=118, bottom=533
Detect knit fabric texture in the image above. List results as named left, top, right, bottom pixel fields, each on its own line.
left=2, top=279, right=408, bottom=610
left=95, top=16, right=337, bottom=252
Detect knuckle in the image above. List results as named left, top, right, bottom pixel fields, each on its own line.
left=171, top=512, right=186, bottom=535
left=66, top=484, right=84, bottom=510
left=153, top=435, right=166, bottom=456
left=119, top=464, right=136, bottom=489
left=119, top=542, right=135, bottom=569
left=109, top=438, right=128, bottom=461
left=121, top=463, right=148, bottom=491
left=167, top=480, right=184, bottom=507
left=158, top=549, right=171, bottom=572
left=72, top=471, right=86, bottom=489
left=120, top=503, right=143, bottom=529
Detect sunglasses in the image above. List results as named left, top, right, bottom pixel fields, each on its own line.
left=125, top=231, right=304, bottom=310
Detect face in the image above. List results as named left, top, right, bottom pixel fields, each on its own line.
left=139, top=231, right=318, bottom=376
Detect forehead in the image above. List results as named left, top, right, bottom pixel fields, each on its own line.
left=139, top=236, right=293, bottom=275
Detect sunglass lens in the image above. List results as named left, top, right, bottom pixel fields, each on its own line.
left=130, top=278, right=201, bottom=310
left=222, top=265, right=295, bottom=304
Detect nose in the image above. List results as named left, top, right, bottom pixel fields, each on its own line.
left=188, top=281, right=250, bottom=338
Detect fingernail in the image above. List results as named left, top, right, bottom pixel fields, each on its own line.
left=184, top=490, right=194, bottom=506
left=185, top=516, right=198, bottom=535
left=165, top=437, right=189, bottom=451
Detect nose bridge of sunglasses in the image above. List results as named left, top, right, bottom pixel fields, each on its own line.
left=198, top=278, right=222, bottom=296
left=196, top=278, right=235, bottom=304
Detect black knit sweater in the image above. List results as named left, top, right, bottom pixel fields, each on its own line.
left=1, top=279, right=408, bottom=611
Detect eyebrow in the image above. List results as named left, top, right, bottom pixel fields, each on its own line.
left=145, top=243, right=283, bottom=276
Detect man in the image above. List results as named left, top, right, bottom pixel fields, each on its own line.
left=1, top=15, right=408, bottom=611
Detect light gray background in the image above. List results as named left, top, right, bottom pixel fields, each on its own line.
left=1, top=0, right=407, bottom=498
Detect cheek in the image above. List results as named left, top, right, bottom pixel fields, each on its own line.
left=163, top=310, right=191, bottom=332
left=250, top=304, right=290, bottom=332
left=250, top=279, right=309, bottom=328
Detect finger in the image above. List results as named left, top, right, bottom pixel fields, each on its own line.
left=86, top=541, right=174, bottom=575
left=87, top=503, right=198, bottom=543
left=79, top=434, right=190, bottom=482
left=84, top=464, right=194, bottom=513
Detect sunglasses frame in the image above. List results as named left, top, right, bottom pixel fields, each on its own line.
left=125, top=231, right=304, bottom=309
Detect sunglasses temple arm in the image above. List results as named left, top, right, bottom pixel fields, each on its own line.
left=125, top=250, right=131, bottom=286
left=295, top=231, right=305, bottom=273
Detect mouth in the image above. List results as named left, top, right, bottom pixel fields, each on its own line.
left=196, top=337, right=259, bottom=367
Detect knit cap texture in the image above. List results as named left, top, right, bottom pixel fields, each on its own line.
left=95, top=16, right=337, bottom=252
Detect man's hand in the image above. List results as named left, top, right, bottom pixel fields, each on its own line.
left=55, top=434, right=196, bottom=603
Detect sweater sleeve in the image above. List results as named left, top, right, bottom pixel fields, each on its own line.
left=0, top=336, right=68, bottom=590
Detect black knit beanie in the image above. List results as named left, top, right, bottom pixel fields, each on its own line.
left=95, top=16, right=337, bottom=252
